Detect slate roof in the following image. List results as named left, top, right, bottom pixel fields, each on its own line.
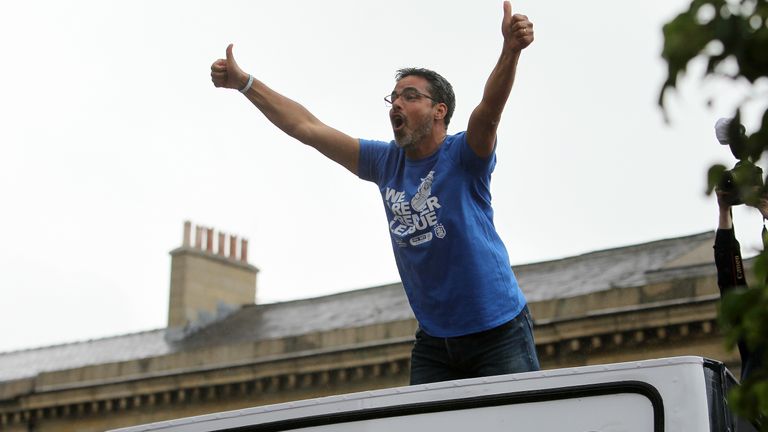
left=178, top=282, right=414, bottom=350
left=0, top=231, right=716, bottom=384
left=514, top=231, right=716, bottom=302
left=0, top=330, right=172, bottom=383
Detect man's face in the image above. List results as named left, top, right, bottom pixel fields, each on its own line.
left=388, top=76, right=436, bottom=149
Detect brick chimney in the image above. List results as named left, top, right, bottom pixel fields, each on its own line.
left=167, top=221, right=259, bottom=328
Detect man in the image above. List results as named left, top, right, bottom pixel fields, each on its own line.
left=714, top=190, right=766, bottom=430
left=714, top=190, right=766, bottom=383
left=211, top=1, right=538, bottom=384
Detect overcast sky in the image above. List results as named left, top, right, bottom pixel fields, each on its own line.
left=2, top=0, right=767, bottom=353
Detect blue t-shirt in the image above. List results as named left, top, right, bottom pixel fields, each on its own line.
left=358, top=132, right=526, bottom=337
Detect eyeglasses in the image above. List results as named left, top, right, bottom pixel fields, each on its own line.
left=384, top=88, right=435, bottom=107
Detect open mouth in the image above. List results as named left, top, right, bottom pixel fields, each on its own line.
left=391, top=114, right=405, bottom=131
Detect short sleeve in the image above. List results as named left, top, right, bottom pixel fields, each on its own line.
left=451, top=132, right=497, bottom=175
left=357, top=138, right=394, bottom=185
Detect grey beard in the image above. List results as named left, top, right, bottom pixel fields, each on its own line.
left=395, top=117, right=433, bottom=149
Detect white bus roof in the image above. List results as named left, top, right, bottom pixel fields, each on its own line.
left=111, top=356, right=716, bottom=432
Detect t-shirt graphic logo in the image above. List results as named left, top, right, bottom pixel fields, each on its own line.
left=410, top=171, right=435, bottom=212
left=434, top=223, right=446, bottom=239
left=384, top=170, right=441, bottom=241
left=410, top=232, right=433, bottom=246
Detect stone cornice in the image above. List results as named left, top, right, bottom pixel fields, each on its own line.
left=0, top=352, right=411, bottom=428
left=35, top=336, right=415, bottom=394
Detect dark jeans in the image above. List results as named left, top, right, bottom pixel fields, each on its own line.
left=410, top=306, right=540, bottom=385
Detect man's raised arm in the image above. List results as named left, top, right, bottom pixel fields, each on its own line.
left=211, top=44, right=359, bottom=174
left=466, top=1, right=533, bottom=158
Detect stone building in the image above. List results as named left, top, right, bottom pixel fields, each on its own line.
left=0, top=222, right=738, bottom=432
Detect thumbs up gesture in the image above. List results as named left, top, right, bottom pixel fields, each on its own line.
left=501, top=1, right=533, bottom=52
left=211, top=44, right=249, bottom=90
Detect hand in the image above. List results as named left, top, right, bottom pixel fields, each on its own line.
left=211, top=44, right=249, bottom=90
left=501, top=1, right=534, bottom=52
left=716, top=188, right=736, bottom=211
left=716, top=189, right=735, bottom=229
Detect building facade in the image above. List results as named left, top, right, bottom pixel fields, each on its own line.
left=0, top=223, right=739, bottom=432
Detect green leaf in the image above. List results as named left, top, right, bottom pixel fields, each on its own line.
left=659, top=7, right=716, bottom=109
left=707, top=164, right=728, bottom=194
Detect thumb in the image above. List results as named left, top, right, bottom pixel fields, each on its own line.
left=226, top=43, right=238, bottom=67
left=503, top=1, right=512, bottom=20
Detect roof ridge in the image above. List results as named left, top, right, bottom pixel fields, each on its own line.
left=0, top=328, right=167, bottom=356
left=255, top=281, right=403, bottom=307
left=513, top=231, right=714, bottom=268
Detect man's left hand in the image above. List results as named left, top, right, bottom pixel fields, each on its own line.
left=502, top=1, right=534, bottom=52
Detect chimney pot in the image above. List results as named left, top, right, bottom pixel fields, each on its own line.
left=194, top=225, right=203, bottom=249
left=229, top=235, right=238, bottom=259
left=241, top=238, right=249, bottom=263
left=183, top=221, right=192, bottom=247
left=217, top=232, right=226, bottom=256
left=206, top=227, right=214, bottom=253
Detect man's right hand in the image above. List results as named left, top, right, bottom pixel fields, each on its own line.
left=211, top=44, right=249, bottom=90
